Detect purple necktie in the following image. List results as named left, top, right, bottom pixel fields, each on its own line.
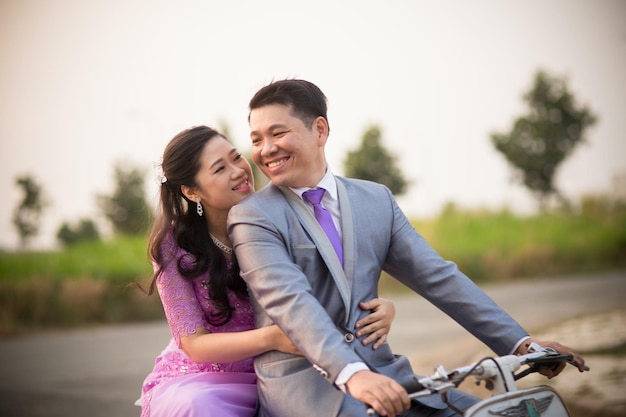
left=303, top=188, right=343, bottom=265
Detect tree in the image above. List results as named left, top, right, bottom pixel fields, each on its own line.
left=12, top=175, right=49, bottom=249
left=57, top=218, right=100, bottom=247
left=491, top=70, right=597, bottom=208
left=344, top=125, right=409, bottom=196
left=97, top=161, right=153, bottom=235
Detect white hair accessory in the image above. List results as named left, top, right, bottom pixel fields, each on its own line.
left=153, top=159, right=167, bottom=184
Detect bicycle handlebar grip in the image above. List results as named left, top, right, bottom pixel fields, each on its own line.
left=532, top=353, right=573, bottom=368
left=401, top=376, right=426, bottom=394
left=366, top=376, right=429, bottom=415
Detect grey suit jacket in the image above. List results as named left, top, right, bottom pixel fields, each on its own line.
left=227, top=177, right=528, bottom=417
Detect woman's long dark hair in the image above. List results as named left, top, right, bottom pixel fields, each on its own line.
left=145, top=126, right=248, bottom=326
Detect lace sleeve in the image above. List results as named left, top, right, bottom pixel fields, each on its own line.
left=156, top=233, right=209, bottom=347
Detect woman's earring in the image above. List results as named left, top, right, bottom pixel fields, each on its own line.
left=196, top=198, right=203, bottom=217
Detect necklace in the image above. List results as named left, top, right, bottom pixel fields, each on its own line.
left=209, top=233, right=233, bottom=255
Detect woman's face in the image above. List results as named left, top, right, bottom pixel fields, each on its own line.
left=192, top=136, right=254, bottom=214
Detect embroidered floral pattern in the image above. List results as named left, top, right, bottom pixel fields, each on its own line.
left=139, top=232, right=255, bottom=416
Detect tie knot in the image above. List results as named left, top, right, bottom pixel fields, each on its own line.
left=303, top=188, right=326, bottom=205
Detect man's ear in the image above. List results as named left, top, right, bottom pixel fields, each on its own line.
left=314, top=116, right=329, bottom=145
left=181, top=185, right=198, bottom=202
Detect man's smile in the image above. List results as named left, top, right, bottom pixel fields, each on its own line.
left=266, top=157, right=289, bottom=170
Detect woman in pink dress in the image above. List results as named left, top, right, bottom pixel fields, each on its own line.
left=137, top=126, right=396, bottom=417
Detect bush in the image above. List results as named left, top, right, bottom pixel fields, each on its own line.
left=57, top=218, right=101, bottom=247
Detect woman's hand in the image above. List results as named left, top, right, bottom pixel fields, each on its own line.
left=355, top=297, right=396, bottom=349
left=266, top=324, right=302, bottom=355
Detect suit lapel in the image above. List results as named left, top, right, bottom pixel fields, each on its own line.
left=277, top=185, right=352, bottom=318
left=336, top=179, right=354, bottom=289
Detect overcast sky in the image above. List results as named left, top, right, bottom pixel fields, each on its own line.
left=1, top=0, right=625, bottom=250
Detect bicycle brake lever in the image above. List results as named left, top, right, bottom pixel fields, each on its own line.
left=526, top=342, right=589, bottom=371
left=567, top=359, right=590, bottom=371
left=526, top=342, right=558, bottom=355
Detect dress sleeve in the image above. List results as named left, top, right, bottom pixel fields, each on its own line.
left=156, top=233, right=210, bottom=348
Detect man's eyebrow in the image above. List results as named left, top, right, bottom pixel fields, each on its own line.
left=209, top=149, right=237, bottom=169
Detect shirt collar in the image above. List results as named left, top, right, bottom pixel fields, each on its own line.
left=290, top=168, right=338, bottom=201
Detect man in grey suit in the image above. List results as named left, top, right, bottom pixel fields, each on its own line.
left=227, top=79, right=586, bottom=417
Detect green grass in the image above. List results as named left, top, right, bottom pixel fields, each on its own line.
left=418, top=207, right=626, bottom=282
left=380, top=204, right=626, bottom=293
left=0, top=235, right=161, bottom=335
left=1, top=203, right=625, bottom=334
left=0, top=235, right=153, bottom=283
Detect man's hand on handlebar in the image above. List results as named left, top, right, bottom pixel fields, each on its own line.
left=345, top=370, right=411, bottom=416
left=516, top=338, right=587, bottom=378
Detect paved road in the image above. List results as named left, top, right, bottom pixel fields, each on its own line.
left=0, top=270, right=624, bottom=417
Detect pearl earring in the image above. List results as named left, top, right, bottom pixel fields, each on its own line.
left=196, top=198, right=203, bottom=216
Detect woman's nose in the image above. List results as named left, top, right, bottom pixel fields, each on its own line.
left=232, top=165, right=245, bottom=179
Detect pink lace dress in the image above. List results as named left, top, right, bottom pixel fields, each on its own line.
left=138, top=233, right=257, bottom=417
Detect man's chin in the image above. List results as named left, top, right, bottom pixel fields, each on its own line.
left=271, top=179, right=292, bottom=188
left=263, top=172, right=282, bottom=185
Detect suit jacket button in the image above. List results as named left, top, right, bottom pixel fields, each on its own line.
left=313, top=364, right=329, bottom=378
left=344, top=333, right=355, bottom=343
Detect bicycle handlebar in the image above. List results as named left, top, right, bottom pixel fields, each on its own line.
left=400, top=377, right=425, bottom=393
left=365, top=343, right=588, bottom=416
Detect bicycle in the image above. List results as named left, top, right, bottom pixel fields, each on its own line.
left=366, top=342, right=590, bottom=417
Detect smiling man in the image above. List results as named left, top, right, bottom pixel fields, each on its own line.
left=227, top=79, right=586, bottom=417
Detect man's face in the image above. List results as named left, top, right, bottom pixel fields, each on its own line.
left=249, top=104, right=327, bottom=188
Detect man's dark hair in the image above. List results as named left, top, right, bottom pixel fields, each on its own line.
left=249, top=79, right=328, bottom=128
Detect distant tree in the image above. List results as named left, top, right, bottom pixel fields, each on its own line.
left=97, top=161, right=153, bottom=235
left=12, top=175, right=49, bottom=249
left=57, top=218, right=100, bottom=247
left=344, top=125, right=409, bottom=196
left=491, top=70, right=597, bottom=208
